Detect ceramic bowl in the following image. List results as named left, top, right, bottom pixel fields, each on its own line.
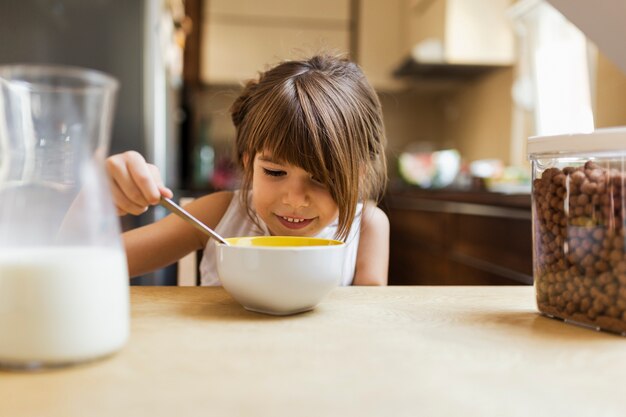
left=216, top=236, right=346, bottom=315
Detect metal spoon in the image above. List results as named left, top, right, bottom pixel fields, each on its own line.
left=159, top=197, right=230, bottom=245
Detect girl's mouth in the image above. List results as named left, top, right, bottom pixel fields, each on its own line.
left=276, top=214, right=314, bottom=230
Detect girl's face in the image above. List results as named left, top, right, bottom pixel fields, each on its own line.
left=251, top=152, right=339, bottom=237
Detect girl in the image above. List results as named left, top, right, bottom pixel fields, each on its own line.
left=107, top=54, right=389, bottom=285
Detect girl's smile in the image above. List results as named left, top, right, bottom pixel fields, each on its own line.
left=252, top=152, right=339, bottom=237
left=275, top=214, right=315, bottom=230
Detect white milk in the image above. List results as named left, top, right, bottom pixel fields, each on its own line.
left=0, top=246, right=129, bottom=366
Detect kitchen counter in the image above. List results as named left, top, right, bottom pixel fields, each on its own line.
left=1, top=286, right=624, bottom=417
left=386, top=187, right=531, bottom=210
left=385, top=189, right=533, bottom=285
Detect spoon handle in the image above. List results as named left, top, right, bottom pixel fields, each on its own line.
left=159, top=197, right=230, bottom=246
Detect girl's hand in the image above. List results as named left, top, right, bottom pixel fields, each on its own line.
left=105, top=151, right=173, bottom=216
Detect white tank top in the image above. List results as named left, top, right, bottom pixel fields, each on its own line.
left=199, top=190, right=362, bottom=286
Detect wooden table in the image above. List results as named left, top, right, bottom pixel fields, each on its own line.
left=1, top=286, right=625, bottom=417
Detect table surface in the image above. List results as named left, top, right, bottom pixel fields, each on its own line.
left=1, top=286, right=625, bottom=417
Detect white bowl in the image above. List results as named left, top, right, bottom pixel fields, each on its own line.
left=216, top=236, right=346, bottom=315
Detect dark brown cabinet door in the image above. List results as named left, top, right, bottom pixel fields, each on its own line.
left=386, top=191, right=533, bottom=285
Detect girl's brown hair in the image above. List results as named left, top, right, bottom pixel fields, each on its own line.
left=230, top=54, right=387, bottom=240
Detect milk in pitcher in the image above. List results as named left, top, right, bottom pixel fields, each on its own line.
left=0, top=247, right=129, bottom=367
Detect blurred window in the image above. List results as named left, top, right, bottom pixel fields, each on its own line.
left=510, top=0, right=596, bottom=138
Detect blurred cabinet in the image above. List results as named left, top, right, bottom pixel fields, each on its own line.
left=406, top=0, right=515, bottom=65
left=386, top=190, right=533, bottom=285
left=200, top=0, right=352, bottom=85
left=357, top=0, right=406, bottom=91
left=357, top=0, right=515, bottom=91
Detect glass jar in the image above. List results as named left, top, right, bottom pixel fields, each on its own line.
left=529, top=127, right=626, bottom=335
left=0, top=65, right=129, bottom=369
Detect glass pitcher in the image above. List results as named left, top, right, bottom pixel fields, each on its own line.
left=0, top=65, right=129, bottom=369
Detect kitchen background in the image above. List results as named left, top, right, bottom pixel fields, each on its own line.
left=1, top=0, right=625, bottom=285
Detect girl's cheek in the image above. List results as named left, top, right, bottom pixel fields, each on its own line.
left=251, top=195, right=269, bottom=216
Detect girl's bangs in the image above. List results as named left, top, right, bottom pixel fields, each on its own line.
left=252, top=106, right=332, bottom=182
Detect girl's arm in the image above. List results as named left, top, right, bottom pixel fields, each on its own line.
left=123, top=191, right=233, bottom=277
left=353, top=202, right=390, bottom=285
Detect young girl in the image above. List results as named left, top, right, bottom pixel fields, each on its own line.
left=106, top=54, right=389, bottom=285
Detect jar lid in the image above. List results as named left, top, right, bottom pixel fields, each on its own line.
left=527, top=126, right=626, bottom=156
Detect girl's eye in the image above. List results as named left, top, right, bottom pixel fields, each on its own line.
left=263, top=168, right=285, bottom=177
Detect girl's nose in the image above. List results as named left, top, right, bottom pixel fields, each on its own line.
left=282, top=179, right=310, bottom=208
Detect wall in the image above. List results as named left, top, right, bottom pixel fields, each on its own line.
left=378, top=90, right=445, bottom=169
left=595, top=53, right=626, bottom=128
left=442, top=67, right=514, bottom=164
